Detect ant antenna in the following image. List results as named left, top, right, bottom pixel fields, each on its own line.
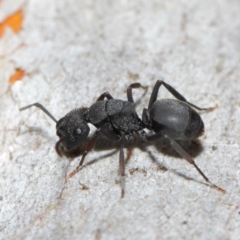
left=20, top=103, right=57, bottom=123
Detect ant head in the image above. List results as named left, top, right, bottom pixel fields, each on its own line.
left=55, top=108, right=90, bottom=155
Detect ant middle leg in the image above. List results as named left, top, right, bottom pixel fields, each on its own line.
left=148, top=80, right=213, bottom=111
left=119, top=143, right=125, bottom=198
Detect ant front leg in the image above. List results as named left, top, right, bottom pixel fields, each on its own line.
left=148, top=80, right=213, bottom=111
left=68, top=129, right=100, bottom=178
left=127, top=83, right=148, bottom=103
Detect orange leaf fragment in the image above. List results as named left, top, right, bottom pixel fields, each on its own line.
left=0, top=10, right=23, bottom=37
left=9, top=69, right=25, bottom=84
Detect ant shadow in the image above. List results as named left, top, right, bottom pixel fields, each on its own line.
left=64, top=132, right=205, bottom=187
left=21, top=120, right=206, bottom=190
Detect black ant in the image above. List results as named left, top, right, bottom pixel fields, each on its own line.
left=20, top=80, right=226, bottom=197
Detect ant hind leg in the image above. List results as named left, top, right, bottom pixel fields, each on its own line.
left=165, top=135, right=226, bottom=194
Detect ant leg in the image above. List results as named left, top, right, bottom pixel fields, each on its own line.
left=165, top=135, right=226, bottom=193
left=146, top=132, right=165, bottom=141
left=119, top=144, right=125, bottom=198
left=20, top=102, right=57, bottom=123
left=127, top=83, right=148, bottom=103
left=96, top=92, right=114, bottom=101
left=147, top=132, right=225, bottom=193
left=68, top=129, right=100, bottom=178
left=148, top=80, right=213, bottom=111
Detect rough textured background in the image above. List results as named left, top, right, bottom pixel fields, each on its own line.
left=0, top=0, right=240, bottom=239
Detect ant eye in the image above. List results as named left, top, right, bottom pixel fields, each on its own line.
left=74, top=128, right=82, bottom=135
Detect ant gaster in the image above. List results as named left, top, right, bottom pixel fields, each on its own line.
left=142, top=80, right=225, bottom=193
left=20, top=80, right=226, bottom=196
